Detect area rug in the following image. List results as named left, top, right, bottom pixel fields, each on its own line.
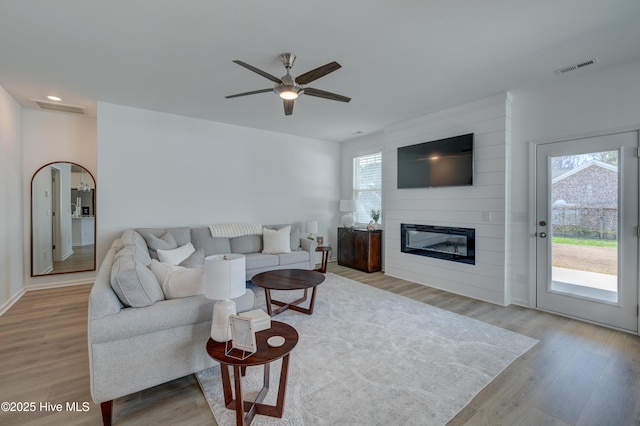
left=196, top=273, right=537, bottom=425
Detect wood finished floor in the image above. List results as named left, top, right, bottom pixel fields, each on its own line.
left=1, top=262, right=640, bottom=425
left=51, top=245, right=95, bottom=274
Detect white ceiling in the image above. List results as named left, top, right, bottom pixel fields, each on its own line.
left=1, top=1, right=640, bottom=142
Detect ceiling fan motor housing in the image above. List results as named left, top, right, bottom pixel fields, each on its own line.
left=274, top=72, right=302, bottom=99
left=279, top=52, right=296, bottom=69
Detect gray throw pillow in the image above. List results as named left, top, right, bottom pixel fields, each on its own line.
left=179, top=248, right=205, bottom=268
left=143, top=231, right=178, bottom=260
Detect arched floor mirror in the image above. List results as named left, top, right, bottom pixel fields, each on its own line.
left=31, top=162, right=96, bottom=276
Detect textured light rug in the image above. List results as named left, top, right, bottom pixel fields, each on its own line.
left=196, top=273, right=537, bottom=425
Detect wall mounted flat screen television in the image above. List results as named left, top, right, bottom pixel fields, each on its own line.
left=397, top=133, right=474, bottom=188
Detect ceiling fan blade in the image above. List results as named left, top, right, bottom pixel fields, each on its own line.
left=283, top=99, right=294, bottom=116
left=233, top=60, right=282, bottom=83
left=225, top=88, right=273, bottom=99
left=303, top=87, right=351, bottom=103
left=295, top=61, right=341, bottom=85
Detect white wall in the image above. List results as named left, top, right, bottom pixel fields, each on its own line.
left=510, top=59, right=640, bottom=305
left=56, top=164, right=73, bottom=259
left=22, top=109, right=97, bottom=289
left=97, top=102, right=341, bottom=263
left=31, top=165, right=53, bottom=275
left=0, top=85, right=24, bottom=314
left=383, top=94, right=512, bottom=305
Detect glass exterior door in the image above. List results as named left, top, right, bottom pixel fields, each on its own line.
left=536, top=132, right=638, bottom=332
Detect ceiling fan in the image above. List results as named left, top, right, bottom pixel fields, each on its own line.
left=225, top=53, right=351, bottom=116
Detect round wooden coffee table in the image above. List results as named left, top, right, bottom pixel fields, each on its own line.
left=252, top=269, right=325, bottom=316
left=206, top=321, right=298, bottom=425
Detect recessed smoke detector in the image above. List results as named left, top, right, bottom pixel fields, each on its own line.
left=32, top=99, right=86, bottom=115
left=553, top=58, right=599, bottom=75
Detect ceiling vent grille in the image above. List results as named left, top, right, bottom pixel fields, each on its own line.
left=32, top=99, right=86, bottom=115
left=554, top=58, right=599, bottom=75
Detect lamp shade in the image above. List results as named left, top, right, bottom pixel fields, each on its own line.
left=305, top=220, right=318, bottom=234
left=339, top=199, right=356, bottom=212
left=204, top=254, right=246, bottom=300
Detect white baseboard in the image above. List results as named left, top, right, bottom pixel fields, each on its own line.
left=0, top=289, right=26, bottom=317
left=509, top=297, right=531, bottom=308
left=61, top=249, right=74, bottom=261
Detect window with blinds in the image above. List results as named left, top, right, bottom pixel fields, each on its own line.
left=352, top=152, right=382, bottom=224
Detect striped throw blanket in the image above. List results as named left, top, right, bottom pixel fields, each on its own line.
left=208, top=223, right=263, bottom=238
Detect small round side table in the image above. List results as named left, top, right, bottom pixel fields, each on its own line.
left=205, top=321, right=298, bottom=425
left=315, top=245, right=331, bottom=273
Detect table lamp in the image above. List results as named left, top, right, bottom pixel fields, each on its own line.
left=204, top=254, right=246, bottom=342
left=339, top=199, right=356, bottom=227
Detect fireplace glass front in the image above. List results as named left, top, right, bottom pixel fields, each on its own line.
left=401, top=224, right=475, bottom=264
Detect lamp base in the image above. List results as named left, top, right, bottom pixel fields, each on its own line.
left=341, top=213, right=355, bottom=228
left=211, top=299, right=237, bottom=342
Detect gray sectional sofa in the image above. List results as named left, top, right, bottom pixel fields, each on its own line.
left=88, top=223, right=317, bottom=425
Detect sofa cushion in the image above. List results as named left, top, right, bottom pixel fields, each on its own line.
left=148, top=260, right=205, bottom=299
left=230, top=235, right=262, bottom=254
left=157, top=242, right=195, bottom=265
left=179, top=248, right=205, bottom=268
left=245, top=253, right=279, bottom=270
left=278, top=250, right=311, bottom=266
left=262, top=225, right=292, bottom=254
left=110, top=252, right=164, bottom=308
left=89, top=290, right=256, bottom=344
left=191, top=226, right=232, bottom=256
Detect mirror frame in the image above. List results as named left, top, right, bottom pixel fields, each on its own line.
left=31, top=161, right=97, bottom=277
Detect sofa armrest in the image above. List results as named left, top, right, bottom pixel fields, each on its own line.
left=299, top=238, right=318, bottom=253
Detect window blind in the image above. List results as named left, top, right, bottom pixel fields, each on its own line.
left=352, top=152, right=382, bottom=223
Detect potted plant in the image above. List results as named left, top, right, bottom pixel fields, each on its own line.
left=370, top=209, right=381, bottom=226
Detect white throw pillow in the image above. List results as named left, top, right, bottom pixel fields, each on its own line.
left=262, top=225, right=291, bottom=254
left=157, top=242, right=195, bottom=265
left=148, top=259, right=176, bottom=283
left=148, top=259, right=205, bottom=299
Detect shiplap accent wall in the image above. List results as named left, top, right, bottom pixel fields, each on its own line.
left=383, top=93, right=512, bottom=305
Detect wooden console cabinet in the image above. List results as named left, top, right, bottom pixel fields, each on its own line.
left=337, top=228, right=382, bottom=273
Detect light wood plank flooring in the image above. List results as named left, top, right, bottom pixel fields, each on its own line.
left=1, top=263, right=640, bottom=425
left=51, top=245, right=95, bottom=274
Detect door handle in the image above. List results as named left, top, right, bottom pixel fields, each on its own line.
left=538, top=232, right=547, bottom=238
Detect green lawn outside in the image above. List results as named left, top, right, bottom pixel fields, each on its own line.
left=552, top=236, right=617, bottom=248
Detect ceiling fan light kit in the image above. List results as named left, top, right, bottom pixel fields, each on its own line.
left=226, top=52, right=350, bottom=116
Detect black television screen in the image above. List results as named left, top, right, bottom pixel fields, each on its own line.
left=397, top=133, right=473, bottom=188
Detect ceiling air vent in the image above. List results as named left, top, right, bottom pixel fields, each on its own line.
left=554, top=58, right=599, bottom=75
left=32, top=99, right=86, bottom=115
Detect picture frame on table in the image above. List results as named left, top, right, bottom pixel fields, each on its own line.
left=316, top=236, right=324, bottom=246
left=227, top=314, right=257, bottom=358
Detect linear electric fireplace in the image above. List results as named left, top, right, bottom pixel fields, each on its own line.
left=401, top=223, right=475, bottom=265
